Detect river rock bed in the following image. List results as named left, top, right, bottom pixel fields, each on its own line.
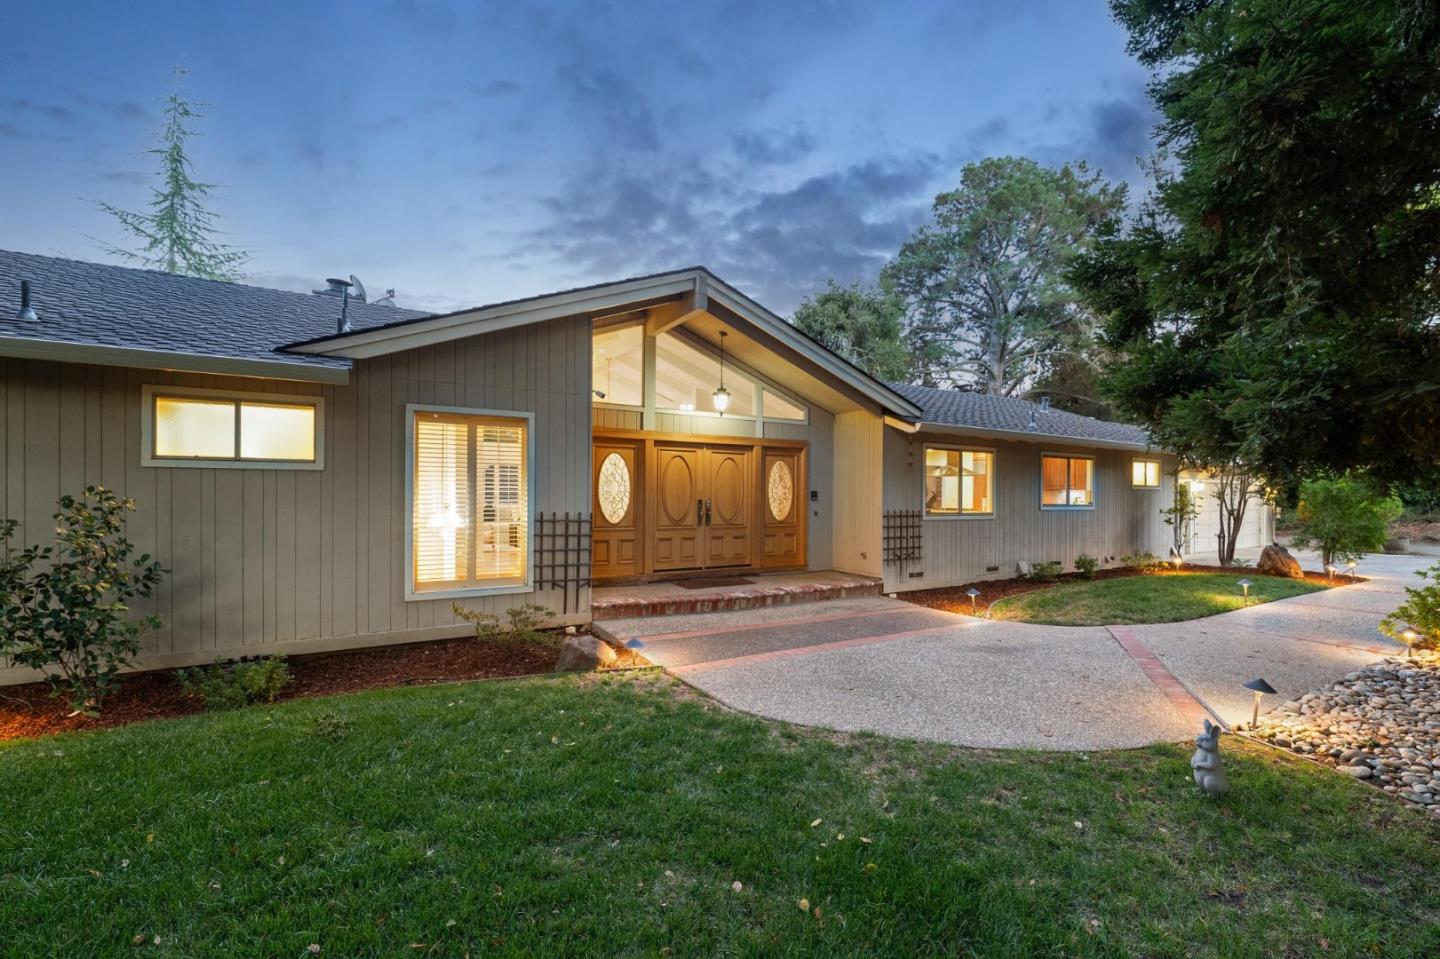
left=1249, top=655, right=1440, bottom=816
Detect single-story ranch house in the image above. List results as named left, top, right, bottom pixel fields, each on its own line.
left=0, top=250, right=1270, bottom=681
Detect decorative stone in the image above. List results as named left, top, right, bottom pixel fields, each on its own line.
left=1256, top=544, right=1305, bottom=579
left=1341, top=765, right=1372, bottom=779
left=554, top=635, right=618, bottom=672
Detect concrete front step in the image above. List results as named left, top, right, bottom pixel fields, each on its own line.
left=590, top=573, right=883, bottom=621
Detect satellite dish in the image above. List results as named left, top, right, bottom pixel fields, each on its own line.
left=348, top=275, right=367, bottom=303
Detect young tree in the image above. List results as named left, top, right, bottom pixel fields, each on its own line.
left=1078, top=1, right=1440, bottom=489
left=96, top=69, right=248, bottom=281
left=790, top=280, right=913, bottom=381
left=883, top=157, right=1126, bottom=396
left=1292, top=475, right=1403, bottom=568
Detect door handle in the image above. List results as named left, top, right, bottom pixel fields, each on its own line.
left=697, top=499, right=704, bottom=526
left=705, top=499, right=712, bottom=526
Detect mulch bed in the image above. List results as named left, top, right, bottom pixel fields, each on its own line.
left=0, top=634, right=568, bottom=743
left=901, top=564, right=1357, bottom=617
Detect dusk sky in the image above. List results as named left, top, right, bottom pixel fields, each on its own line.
left=3, top=0, right=1156, bottom=315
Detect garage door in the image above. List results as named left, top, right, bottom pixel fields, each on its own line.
left=1183, top=476, right=1266, bottom=555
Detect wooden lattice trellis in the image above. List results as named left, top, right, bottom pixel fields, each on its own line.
left=882, top=509, right=923, bottom=580
left=533, top=512, right=592, bottom=615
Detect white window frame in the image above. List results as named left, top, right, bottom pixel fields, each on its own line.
left=404, top=403, right=535, bottom=602
left=922, top=444, right=997, bottom=520
left=1131, top=458, right=1162, bottom=490
left=140, top=384, right=325, bottom=470
left=1040, top=451, right=1096, bottom=510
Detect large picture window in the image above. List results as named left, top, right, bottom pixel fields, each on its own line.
left=924, top=447, right=994, bottom=516
left=410, top=407, right=530, bottom=596
left=142, top=386, right=322, bottom=468
left=1042, top=454, right=1094, bottom=507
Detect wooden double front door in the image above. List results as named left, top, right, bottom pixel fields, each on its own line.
left=592, top=430, right=805, bottom=581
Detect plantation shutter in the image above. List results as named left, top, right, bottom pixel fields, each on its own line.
left=411, top=411, right=529, bottom=593
left=413, top=416, right=472, bottom=588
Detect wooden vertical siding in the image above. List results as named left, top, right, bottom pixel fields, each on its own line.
left=832, top=410, right=884, bottom=577
left=0, top=315, right=591, bottom=683
left=881, top=428, right=1174, bottom=592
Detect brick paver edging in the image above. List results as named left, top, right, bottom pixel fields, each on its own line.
left=1105, top=625, right=1225, bottom=730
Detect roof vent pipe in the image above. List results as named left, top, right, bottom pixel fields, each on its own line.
left=1038, top=396, right=1051, bottom=412
left=326, top=277, right=354, bottom=334
left=16, top=280, right=38, bottom=322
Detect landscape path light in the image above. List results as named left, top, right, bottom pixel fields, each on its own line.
left=1237, top=577, right=1253, bottom=606
left=1345, top=559, right=1358, bottom=579
left=1242, top=677, right=1278, bottom=728
left=1401, top=628, right=1420, bottom=662
left=966, top=586, right=980, bottom=614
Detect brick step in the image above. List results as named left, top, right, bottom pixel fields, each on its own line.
left=590, top=576, right=883, bottom=621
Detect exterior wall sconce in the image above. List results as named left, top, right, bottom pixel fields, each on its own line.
left=1242, top=677, right=1277, bottom=728
left=712, top=330, right=731, bottom=415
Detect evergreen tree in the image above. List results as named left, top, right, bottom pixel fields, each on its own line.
left=96, top=70, right=247, bottom=281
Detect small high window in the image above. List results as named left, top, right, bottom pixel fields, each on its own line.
left=762, top=388, right=806, bottom=421
left=1042, top=454, right=1094, bottom=507
left=924, top=447, right=994, bottom=516
left=142, top=386, right=322, bottom=468
left=591, top=322, right=644, bottom=406
left=1131, top=459, right=1161, bottom=489
left=655, top=331, right=755, bottom=415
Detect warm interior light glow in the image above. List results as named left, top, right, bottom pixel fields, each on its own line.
left=1042, top=454, right=1093, bottom=506
left=154, top=396, right=237, bottom=458
left=711, top=385, right=730, bottom=412
left=1132, top=459, right=1161, bottom=488
left=924, top=447, right=993, bottom=515
left=239, top=402, right=316, bottom=461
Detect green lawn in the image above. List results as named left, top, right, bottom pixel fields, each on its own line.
left=988, top=572, right=1328, bottom=626
left=2, top=673, right=1436, bottom=958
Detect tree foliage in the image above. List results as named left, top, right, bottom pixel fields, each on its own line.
left=1077, top=1, right=1440, bottom=488
left=0, top=488, right=165, bottom=715
left=791, top=280, right=913, bottom=381
left=883, top=156, right=1127, bottom=397
left=96, top=69, right=247, bottom=281
left=1380, top=562, right=1440, bottom=652
left=1291, top=475, right=1403, bottom=568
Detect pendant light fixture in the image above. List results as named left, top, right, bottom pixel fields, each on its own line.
left=712, top=330, right=731, bottom=414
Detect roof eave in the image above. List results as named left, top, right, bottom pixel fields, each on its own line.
left=911, top=420, right=1158, bottom=452
left=0, top=335, right=351, bottom=385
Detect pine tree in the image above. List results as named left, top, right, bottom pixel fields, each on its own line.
left=96, top=70, right=247, bottom=281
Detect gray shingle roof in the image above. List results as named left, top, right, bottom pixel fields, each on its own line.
left=888, top=381, right=1153, bottom=448
left=0, top=250, right=428, bottom=373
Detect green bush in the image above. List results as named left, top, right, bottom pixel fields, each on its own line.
left=176, top=656, right=291, bottom=711
left=1027, top=561, right=1063, bottom=583
left=1379, top=562, right=1440, bottom=653
left=1291, top=475, right=1403, bottom=568
left=1120, top=551, right=1164, bottom=573
left=0, top=487, right=165, bottom=716
left=452, top=602, right=557, bottom=645
left=1074, top=554, right=1099, bottom=580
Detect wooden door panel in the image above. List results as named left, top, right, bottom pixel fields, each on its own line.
left=704, top=447, right=751, bottom=568
left=760, top=449, right=804, bottom=568
left=653, top=445, right=704, bottom=570
left=592, top=442, right=642, bottom=580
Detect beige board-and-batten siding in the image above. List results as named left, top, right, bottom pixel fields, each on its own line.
left=0, top=315, right=591, bottom=685
left=881, top=428, right=1174, bottom=592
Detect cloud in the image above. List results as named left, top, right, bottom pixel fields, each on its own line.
left=1080, top=88, right=1159, bottom=181
left=556, top=66, right=659, bottom=151
left=470, top=79, right=521, bottom=97
left=732, top=124, right=817, bottom=166
left=0, top=121, right=74, bottom=143
left=3, top=97, right=80, bottom=124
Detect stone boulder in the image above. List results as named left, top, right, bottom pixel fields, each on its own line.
left=554, top=634, right=618, bottom=672
left=1257, top=544, right=1305, bottom=580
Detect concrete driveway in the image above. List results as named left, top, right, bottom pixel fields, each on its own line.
left=596, top=551, right=1427, bottom=750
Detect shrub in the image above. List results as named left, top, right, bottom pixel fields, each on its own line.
left=452, top=602, right=557, bottom=645
left=1074, top=554, right=1099, bottom=580
left=1379, top=562, right=1440, bottom=653
left=1027, top=561, right=1063, bottom=583
left=0, top=487, right=165, bottom=716
left=176, top=656, right=291, bottom=711
left=1291, top=475, right=1403, bottom=568
left=1120, top=551, right=1164, bottom=573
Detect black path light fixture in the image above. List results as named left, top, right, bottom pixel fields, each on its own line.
left=1237, top=577, right=1253, bottom=606
left=1401, top=627, right=1420, bottom=662
left=1242, top=677, right=1278, bottom=728
left=712, top=330, right=731, bottom=415
left=965, top=586, right=980, bottom=613
left=1346, top=559, right=1358, bottom=579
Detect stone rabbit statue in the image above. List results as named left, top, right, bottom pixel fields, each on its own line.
left=1191, top=719, right=1230, bottom=798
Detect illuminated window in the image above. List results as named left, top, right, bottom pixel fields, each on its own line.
left=1042, top=454, right=1094, bottom=507
left=762, top=388, right=806, bottom=421
left=411, top=409, right=529, bottom=594
left=924, top=447, right=994, bottom=516
left=144, top=387, right=321, bottom=468
left=591, top=322, right=644, bottom=406
left=1131, top=459, right=1161, bottom=489
left=655, top=332, right=755, bottom=415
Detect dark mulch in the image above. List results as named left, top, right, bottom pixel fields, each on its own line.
left=0, top=634, right=565, bottom=742
left=903, top=563, right=1358, bottom=617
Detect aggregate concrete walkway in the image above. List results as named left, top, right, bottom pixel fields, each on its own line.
left=597, top=551, right=1426, bottom=750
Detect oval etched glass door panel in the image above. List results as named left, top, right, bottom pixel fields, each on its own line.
left=767, top=459, right=794, bottom=521
left=597, top=452, right=631, bottom=524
